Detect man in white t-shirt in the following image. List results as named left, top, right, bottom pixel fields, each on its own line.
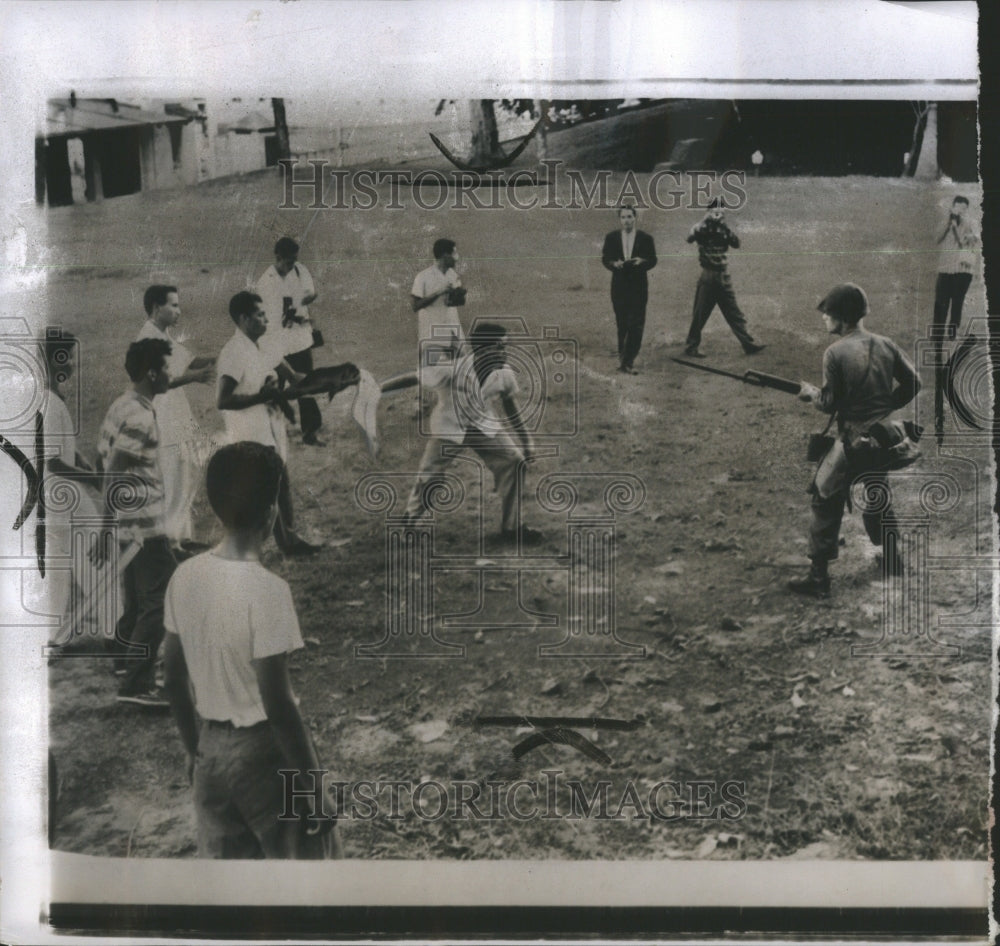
left=163, top=442, right=340, bottom=858
left=411, top=238, right=466, bottom=365
left=933, top=195, right=979, bottom=341
left=216, top=291, right=320, bottom=556
left=255, top=237, right=323, bottom=445
left=136, top=285, right=215, bottom=547
left=399, top=322, right=542, bottom=543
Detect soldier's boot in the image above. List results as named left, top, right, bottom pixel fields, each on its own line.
left=788, top=559, right=831, bottom=598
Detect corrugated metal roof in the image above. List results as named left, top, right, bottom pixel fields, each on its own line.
left=41, top=99, right=187, bottom=139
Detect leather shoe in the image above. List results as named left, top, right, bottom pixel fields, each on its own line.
left=303, top=434, right=326, bottom=446
left=743, top=343, right=766, bottom=355
left=283, top=538, right=324, bottom=556
left=683, top=348, right=706, bottom=359
left=788, top=572, right=831, bottom=597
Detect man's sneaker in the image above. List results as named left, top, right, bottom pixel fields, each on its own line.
left=743, top=343, right=766, bottom=355
left=788, top=572, right=831, bottom=598
left=117, top=688, right=170, bottom=709
left=683, top=348, right=706, bottom=359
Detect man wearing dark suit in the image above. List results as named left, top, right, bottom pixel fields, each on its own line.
left=601, top=206, right=657, bottom=374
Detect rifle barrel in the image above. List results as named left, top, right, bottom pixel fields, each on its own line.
left=744, top=370, right=802, bottom=395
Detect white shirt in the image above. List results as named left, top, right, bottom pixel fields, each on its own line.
left=420, top=353, right=519, bottom=443
left=621, top=230, right=634, bottom=259
left=136, top=320, right=198, bottom=447
left=165, top=553, right=304, bottom=727
left=937, top=218, right=979, bottom=275
left=411, top=264, right=464, bottom=352
left=255, top=263, right=316, bottom=360
left=216, top=330, right=287, bottom=459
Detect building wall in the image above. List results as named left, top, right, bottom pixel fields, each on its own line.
left=212, top=132, right=269, bottom=177
left=138, top=124, right=201, bottom=191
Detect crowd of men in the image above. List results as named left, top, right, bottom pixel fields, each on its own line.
left=42, top=193, right=977, bottom=859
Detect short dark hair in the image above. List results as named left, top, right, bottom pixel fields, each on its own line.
left=274, top=236, right=299, bottom=257
left=143, top=284, right=178, bottom=315
left=470, top=322, right=507, bottom=349
left=953, top=195, right=970, bottom=207
left=618, top=205, right=637, bottom=216
left=229, top=291, right=262, bottom=324
left=124, top=338, right=171, bottom=382
left=817, top=283, right=868, bottom=325
left=433, top=238, right=456, bottom=260
left=206, top=442, right=285, bottom=531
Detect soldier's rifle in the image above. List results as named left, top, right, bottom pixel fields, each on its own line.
left=671, top=358, right=802, bottom=396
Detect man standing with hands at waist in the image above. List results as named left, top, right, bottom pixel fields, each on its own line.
left=601, top=205, right=657, bottom=375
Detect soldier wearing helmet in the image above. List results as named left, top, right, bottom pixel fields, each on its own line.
left=789, top=284, right=921, bottom=597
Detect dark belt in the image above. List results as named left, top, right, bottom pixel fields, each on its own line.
left=201, top=718, right=269, bottom=732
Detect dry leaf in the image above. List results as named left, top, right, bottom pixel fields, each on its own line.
left=409, top=720, right=449, bottom=743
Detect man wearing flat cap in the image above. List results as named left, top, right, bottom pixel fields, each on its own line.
left=790, top=283, right=921, bottom=597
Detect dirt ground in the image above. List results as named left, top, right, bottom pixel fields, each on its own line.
left=37, top=169, right=991, bottom=861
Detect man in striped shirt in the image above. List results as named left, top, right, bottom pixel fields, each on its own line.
left=683, top=201, right=764, bottom=358
left=96, top=338, right=177, bottom=708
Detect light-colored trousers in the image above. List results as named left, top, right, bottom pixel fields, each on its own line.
left=405, top=430, right=524, bottom=532
left=159, top=441, right=201, bottom=544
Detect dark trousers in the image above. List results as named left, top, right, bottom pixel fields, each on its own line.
left=808, top=472, right=899, bottom=563
left=612, top=296, right=647, bottom=368
left=932, top=272, right=973, bottom=339
left=114, top=536, right=177, bottom=694
left=932, top=272, right=973, bottom=429
left=271, top=453, right=302, bottom=551
left=686, top=269, right=755, bottom=351
left=286, top=347, right=321, bottom=438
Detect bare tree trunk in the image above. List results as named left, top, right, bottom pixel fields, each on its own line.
left=468, top=99, right=500, bottom=165
left=903, top=102, right=929, bottom=177
left=271, top=97, right=291, bottom=161
left=913, top=102, right=939, bottom=180
left=537, top=99, right=549, bottom=161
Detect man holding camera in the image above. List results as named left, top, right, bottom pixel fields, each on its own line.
left=256, top=237, right=324, bottom=445
left=932, top=195, right=979, bottom=342
left=683, top=200, right=764, bottom=358
left=411, top=238, right=466, bottom=365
